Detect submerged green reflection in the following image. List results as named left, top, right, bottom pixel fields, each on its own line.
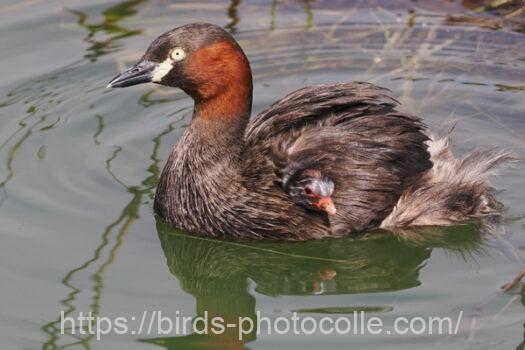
left=0, top=0, right=149, bottom=210
left=225, top=0, right=241, bottom=34
left=36, top=2, right=174, bottom=342
left=41, top=115, right=176, bottom=349
left=138, top=220, right=483, bottom=349
left=68, top=0, right=146, bottom=61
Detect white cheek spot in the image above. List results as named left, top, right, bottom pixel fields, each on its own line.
left=152, top=58, right=173, bottom=82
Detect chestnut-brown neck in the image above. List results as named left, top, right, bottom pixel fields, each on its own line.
left=184, top=40, right=253, bottom=137
left=193, top=83, right=252, bottom=124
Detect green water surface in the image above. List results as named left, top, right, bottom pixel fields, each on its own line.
left=0, top=1, right=524, bottom=349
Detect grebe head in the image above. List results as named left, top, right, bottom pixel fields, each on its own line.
left=287, top=169, right=337, bottom=216
left=107, top=23, right=252, bottom=115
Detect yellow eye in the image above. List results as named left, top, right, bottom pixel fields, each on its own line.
left=170, top=47, right=186, bottom=61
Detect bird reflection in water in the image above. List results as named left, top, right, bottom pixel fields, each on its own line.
left=140, top=218, right=484, bottom=349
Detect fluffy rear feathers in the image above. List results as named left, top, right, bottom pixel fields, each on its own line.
left=380, top=134, right=519, bottom=228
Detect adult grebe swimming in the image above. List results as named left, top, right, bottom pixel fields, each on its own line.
left=107, top=23, right=516, bottom=240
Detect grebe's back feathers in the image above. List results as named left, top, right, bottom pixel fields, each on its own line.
left=244, top=82, right=433, bottom=233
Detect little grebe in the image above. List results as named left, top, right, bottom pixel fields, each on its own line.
left=108, top=23, right=516, bottom=240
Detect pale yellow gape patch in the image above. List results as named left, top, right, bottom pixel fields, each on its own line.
left=151, top=47, right=186, bottom=82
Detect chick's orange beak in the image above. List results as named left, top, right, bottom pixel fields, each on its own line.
left=316, top=197, right=337, bottom=215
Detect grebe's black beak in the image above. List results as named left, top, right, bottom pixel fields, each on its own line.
left=106, top=60, right=156, bottom=88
